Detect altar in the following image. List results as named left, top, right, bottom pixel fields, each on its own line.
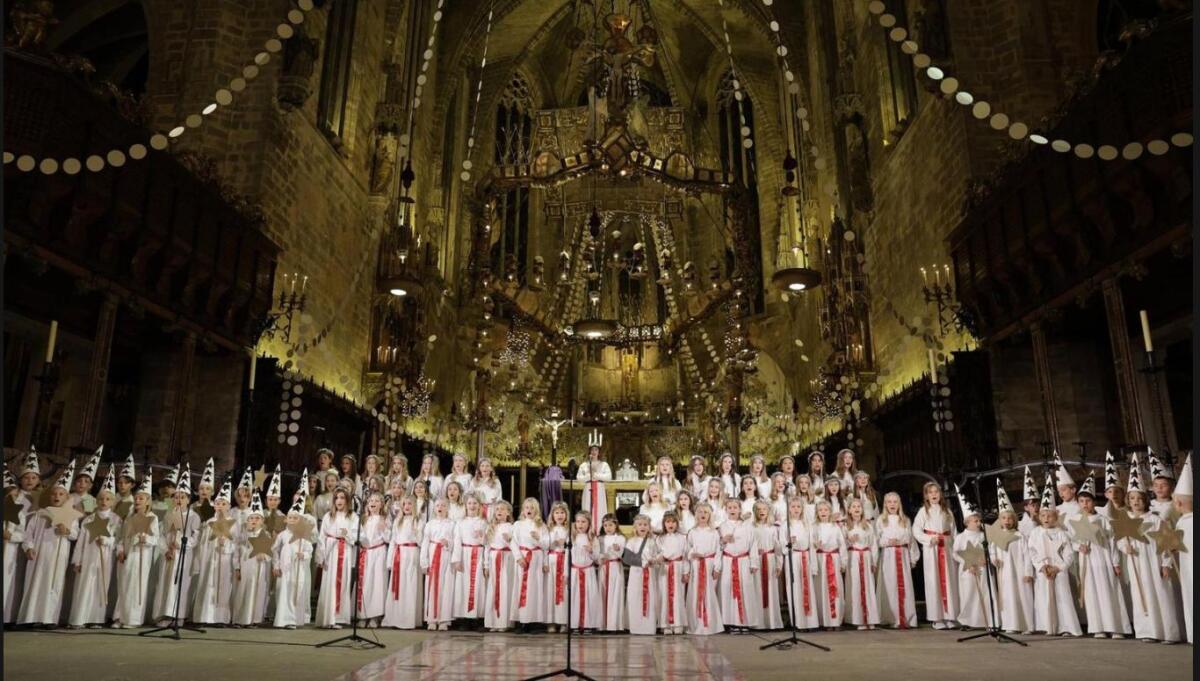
left=562, top=479, right=649, bottom=518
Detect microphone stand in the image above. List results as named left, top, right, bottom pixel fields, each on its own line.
left=957, top=474, right=1026, bottom=646
left=316, top=489, right=384, bottom=649
left=760, top=496, right=830, bottom=652
left=141, top=473, right=205, bottom=639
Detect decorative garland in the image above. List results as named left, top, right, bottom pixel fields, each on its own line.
left=459, top=0, right=494, bottom=184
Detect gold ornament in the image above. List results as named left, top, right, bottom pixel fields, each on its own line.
left=264, top=511, right=286, bottom=536
left=125, top=513, right=154, bottom=540
left=84, top=514, right=113, bottom=542
left=208, top=516, right=236, bottom=541
left=1109, top=511, right=1149, bottom=544
left=289, top=516, right=315, bottom=544
left=248, top=531, right=274, bottom=559
left=956, top=542, right=988, bottom=569
left=44, top=504, right=83, bottom=529
left=985, top=521, right=1019, bottom=551
left=1068, top=516, right=1102, bottom=545
left=1148, top=525, right=1187, bottom=556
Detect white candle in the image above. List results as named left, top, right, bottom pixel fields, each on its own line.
left=301, top=276, right=309, bottom=294
left=928, top=349, right=938, bottom=383
left=45, top=320, right=58, bottom=363
left=248, top=353, right=257, bottom=391
left=1138, top=310, right=1153, bottom=353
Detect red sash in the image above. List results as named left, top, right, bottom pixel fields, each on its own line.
left=923, top=529, right=950, bottom=613
left=589, top=481, right=602, bottom=534
left=574, top=563, right=591, bottom=629
left=760, top=553, right=771, bottom=608
left=518, top=547, right=540, bottom=609
left=850, top=546, right=870, bottom=621
left=429, top=543, right=445, bottom=619
left=817, top=549, right=839, bottom=618
left=893, top=546, right=908, bottom=628
left=696, top=553, right=714, bottom=627
left=603, top=558, right=620, bottom=617
left=793, top=548, right=812, bottom=616
left=492, top=547, right=510, bottom=615
left=356, top=543, right=385, bottom=611
left=550, top=549, right=566, bottom=605
left=724, top=551, right=749, bottom=624
left=391, top=542, right=418, bottom=599
left=665, top=557, right=682, bottom=624
left=330, top=535, right=346, bottom=613
left=463, top=544, right=482, bottom=612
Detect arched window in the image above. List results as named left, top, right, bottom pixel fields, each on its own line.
left=493, top=74, right=535, bottom=282
left=880, top=0, right=919, bottom=143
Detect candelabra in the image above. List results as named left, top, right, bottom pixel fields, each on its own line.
left=257, top=272, right=308, bottom=343
left=920, top=264, right=967, bottom=337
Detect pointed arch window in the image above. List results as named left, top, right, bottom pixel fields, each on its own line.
left=492, top=74, right=535, bottom=282
left=880, top=0, right=918, bottom=143
left=317, top=0, right=359, bottom=140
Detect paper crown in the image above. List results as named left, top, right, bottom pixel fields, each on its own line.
left=1104, top=451, right=1120, bottom=490
left=267, top=464, right=282, bottom=498
left=238, top=467, right=254, bottom=490
left=199, top=458, right=215, bottom=488
left=1175, top=453, right=1192, bottom=497
left=100, top=464, right=117, bottom=496
left=289, top=485, right=307, bottom=515
left=248, top=490, right=264, bottom=517
left=20, top=447, right=40, bottom=477
left=1127, top=453, right=1144, bottom=495
left=3, top=461, right=16, bottom=489
left=295, top=467, right=309, bottom=495
left=1148, top=449, right=1173, bottom=481
left=1040, top=471, right=1056, bottom=511
left=955, top=484, right=979, bottom=518
left=79, top=447, right=103, bottom=480
left=120, top=454, right=136, bottom=481
left=136, top=469, right=153, bottom=497
left=1022, top=465, right=1039, bottom=501
left=1053, top=450, right=1074, bottom=487
left=1078, top=473, right=1096, bottom=498
left=176, top=462, right=192, bottom=496
left=215, top=479, right=232, bottom=505
left=52, top=458, right=76, bottom=490
left=996, top=478, right=1014, bottom=514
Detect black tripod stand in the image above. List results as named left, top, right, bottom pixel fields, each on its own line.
left=957, top=475, right=1026, bottom=646
left=760, top=502, right=830, bottom=652
left=316, top=490, right=384, bottom=649
left=522, top=476, right=596, bottom=681
left=141, top=493, right=205, bottom=639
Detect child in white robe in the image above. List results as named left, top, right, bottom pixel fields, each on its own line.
left=597, top=513, right=626, bottom=631
left=750, top=501, right=783, bottom=630
left=952, top=489, right=994, bottom=630
left=718, top=498, right=760, bottom=631
left=1070, top=477, right=1131, bottom=638
left=192, top=481, right=237, bottom=625
left=844, top=498, right=880, bottom=630
left=625, top=514, right=658, bottom=635
left=68, top=484, right=122, bottom=627
left=356, top=492, right=391, bottom=627
left=913, top=481, right=959, bottom=628
left=767, top=474, right=789, bottom=526
left=1120, top=474, right=1182, bottom=643
left=716, top=452, right=741, bottom=499
left=701, top=478, right=728, bottom=528
left=382, top=495, right=423, bottom=629
left=990, top=498, right=1035, bottom=635
left=316, top=488, right=358, bottom=628
left=272, top=497, right=316, bottom=629
left=686, top=456, right=711, bottom=499
left=4, top=469, right=32, bottom=623
left=568, top=511, right=602, bottom=632
left=656, top=511, right=689, bottom=634
left=1018, top=466, right=1040, bottom=536
left=1173, top=454, right=1192, bottom=643
left=510, top=497, right=549, bottom=630
left=640, top=482, right=671, bottom=534
left=446, top=454, right=473, bottom=499
left=232, top=492, right=272, bottom=627
left=747, top=455, right=772, bottom=500
left=113, top=476, right=158, bottom=628
left=577, top=445, right=612, bottom=535
left=421, top=498, right=456, bottom=630
left=18, top=463, right=81, bottom=626
left=468, top=458, right=503, bottom=520
left=811, top=500, right=846, bottom=630
left=483, top=501, right=516, bottom=631
left=152, top=474, right=200, bottom=625
left=644, top=456, right=683, bottom=507
left=781, top=497, right=820, bottom=631
left=674, top=491, right=697, bottom=535
left=738, top=476, right=764, bottom=523
left=875, top=492, right=918, bottom=629
left=544, top=501, right=571, bottom=630
left=444, top=482, right=467, bottom=522
left=686, top=503, right=724, bottom=635
left=451, top=495, right=488, bottom=622
left=1028, top=494, right=1082, bottom=637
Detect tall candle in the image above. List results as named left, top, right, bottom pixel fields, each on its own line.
left=248, top=352, right=257, bottom=391
left=1142, top=311, right=1152, bottom=354
left=45, top=321, right=58, bottom=364
left=928, top=349, right=938, bottom=383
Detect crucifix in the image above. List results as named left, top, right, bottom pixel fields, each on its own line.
left=542, top=417, right=573, bottom=467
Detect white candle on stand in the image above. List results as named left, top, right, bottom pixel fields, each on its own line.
left=248, top=352, right=257, bottom=391
left=928, top=349, right=938, bottom=383
left=45, top=320, right=58, bottom=363
left=1138, top=310, right=1153, bottom=353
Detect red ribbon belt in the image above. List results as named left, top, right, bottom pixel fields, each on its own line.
left=665, top=557, right=682, bottom=624
left=550, top=549, right=566, bottom=605
left=492, top=547, right=510, bottom=615
left=463, top=544, right=483, bottom=612
left=331, top=535, right=346, bottom=613
left=518, top=547, right=540, bottom=609
left=724, top=551, right=749, bottom=624
left=696, top=553, right=714, bottom=627
left=924, top=530, right=950, bottom=612
left=817, top=549, right=839, bottom=619
left=760, top=553, right=771, bottom=608
left=574, top=563, right=591, bottom=629
left=589, top=481, right=601, bottom=534
left=893, top=546, right=908, bottom=628
left=391, top=542, right=418, bottom=599
left=429, top=543, right=445, bottom=619
left=357, top=543, right=385, bottom=611
left=481, top=504, right=491, bottom=519
left=793, top=548, right=811, bottom=615
left=851, top=547, right=870, bottom=621
left=603, top=558, right=620, bottom=616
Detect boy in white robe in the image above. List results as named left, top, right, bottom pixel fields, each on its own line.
left=991, top=482, right=1034, bottom=634
left=1120, top=458, right=1182, bottom=643
left=272, top=490, right=316, bottom=629
left=191, top=480, right=237, bottom=625
left=1068, top=475, right=1131, bottom=638
left=1028, top=481, right=1082, bottom=636
left=1018, top=466, right=1040, bottom=535
left=1148, top=450, right=1177, bottom=521
left=113, top=473, right=158, bottom=628
left=68, top=469, right=122, bottom=627
left=952, top=486, right=995, bottom=630
left=233, top=492, right=273, bottom=627
left=18, top=460, right=81, bottom=626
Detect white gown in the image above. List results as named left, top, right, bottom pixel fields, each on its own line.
left=232, top=528, right=273, bottom=625
left=913, top=506, right=959, bottom=622
left=382, top=517, right=423, bottom=628
left=597, top=532, right=626, bottom=631
left=68, top=509, right=122, bottom=626
left=686, top=526, right=724, bottom=634
left=509, top=518, right=548, bottom=623
left=3, top=494, right=30, bottom=622
left=687, top=474, right=711, bottom=499
left=357, top=515, right=391, bottom=620
left=113, top=512, right=159, bottom=627
left=644, top=475, right=682, bottom=507
left=640, top=503, right=669, bottom=534
left=467, top=479, right=503, bottom=519
left=811, top=522, right=846, bottom=627
left=191, top=515, right=237, bottom=624
left=780, top=518, right=820, bottom=630
left=1178, top=512, right=1192, bottom=643
left=677, top=509, right=697, bottom=535
left=625, top=535, right=658, bottom=634
left=421, top=517, right=457, bottom=624
left=1117, top=513, right=1182, bottom=642
left=718, top=520, right=759, bottom=628
left=544, top=525, right=570, bottom=625
left=272, top=524, right=315, bottom=627
left=18, top=509, right=81, bottom=624
left=989, top=531, right=1034, bottom=633
left=656, top=533, right=689, bottom=630
left=152, top=508, right=200, bottom=622
left=483, top=521, right=516, bottom=629
left=1028, top=525, right=1082, bottom=636
left=576, top=461, right=612, bottom=534
left=752, top=523, right=783, bottom=629
left=315, top=512, right=359, bottom=626
left=953, top=529, right=995, bottom=629
left=568, top=533, right=602, bottom=630
left=875, top=515, right=919, bottom=629
left=1068, top=513, right=1131, bottom=636
left=718, top=473, right=741, bottom=499
left=845, top=523, right=880, bottom=627
left=451, top=516, right=488, bottom=619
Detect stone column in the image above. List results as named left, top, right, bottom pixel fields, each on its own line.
left=1101, top=278, right=1145, bottom=445
left=1030, top=322, right=1061, bottom=452
left=167, top=332, right=197, bottom=457
left=79, top=293, right=119, bottom=447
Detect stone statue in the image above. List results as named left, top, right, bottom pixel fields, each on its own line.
left=8, top=0, right=57, bottom=50
left=843, top=116, right=873, bottom=213
left=278, top=23, right=319, bottom=110
left=369, top=133, right=397, bottom=195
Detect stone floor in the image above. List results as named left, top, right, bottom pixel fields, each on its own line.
left=2, top=627, right=1193, bottom=681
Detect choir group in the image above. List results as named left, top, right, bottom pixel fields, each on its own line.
left=2, top=444, right=1192, bottom=645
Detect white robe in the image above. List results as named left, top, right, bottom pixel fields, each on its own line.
left=68, top=509, right=122, bottom=626
left=656, top=533, right=689, bottom=630
left=113, top=512, right=159, bottom=627
left=780, top=518, right=821, bottom=630
left=625, top=535, right=658, bottom=634
left=421, top=517, right=456, bottom=624
left=381, top=517, right=423, bottom=628
left=718, top=520, right=760, bottom=628
left=875, top=515, right=918, bottom=629
left=357, top=515, right=391, bottom=620
left=509, top=518, right=548, bottom=623
left=232, top=528, right=273, bottom=626
left=1028, top=525, right=1082, bottom=635
left=677, top=509, right=697, bottom=535
left=1019, top=511, right=1038, bottom=537
left=417, top=475, right=444, bottom=499
left=687, top=474, right=711, bottom=499
left=1118, top=513, right=1182, bottom=641
left=451, top=516, right=488, bottom=619
left=1176, top=512, right=1191, bottom=643
left=483, top=522, right=515, bottom=629
left=811, top=522, right=846, bottom=627
left=913, top=506, right=959, bottom=622
left=315, top=512, right=358, bottom=626
left=752, top=523, right=783, bottom=629
left=271, top=525, right=315, bottom=627
left=4, top=495, right=30, bottom=622
left=191, top=515, right=237, bottom=624
left=467, top=479, right=503, bottom=519
left=686, top=526, right=724, bottom=634
left=953, top=529, right=996, bottom=629
left=989, top=531, right=1034, bottom=633
left=597, top=532, right=626, bottom=631
left=644, top=475, right=682, bottom=507
left=576, top=461, right=612, bottom=534
left=1068, top=513, right=1131, bottom=635
left=18, top=509, right=80, bottom=624
left=544, top=525, right=570, bottom=625
left=700, top=498, right=728, bottom=528
left=718, top=473, right=741, bottom=499
left=568, top=533, right=602, bottom=630
left=845, top=524, right=880, bottom=627
left=152, top=508, right=200, bottom=622
left=640, top=503, right=669, bottom=534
